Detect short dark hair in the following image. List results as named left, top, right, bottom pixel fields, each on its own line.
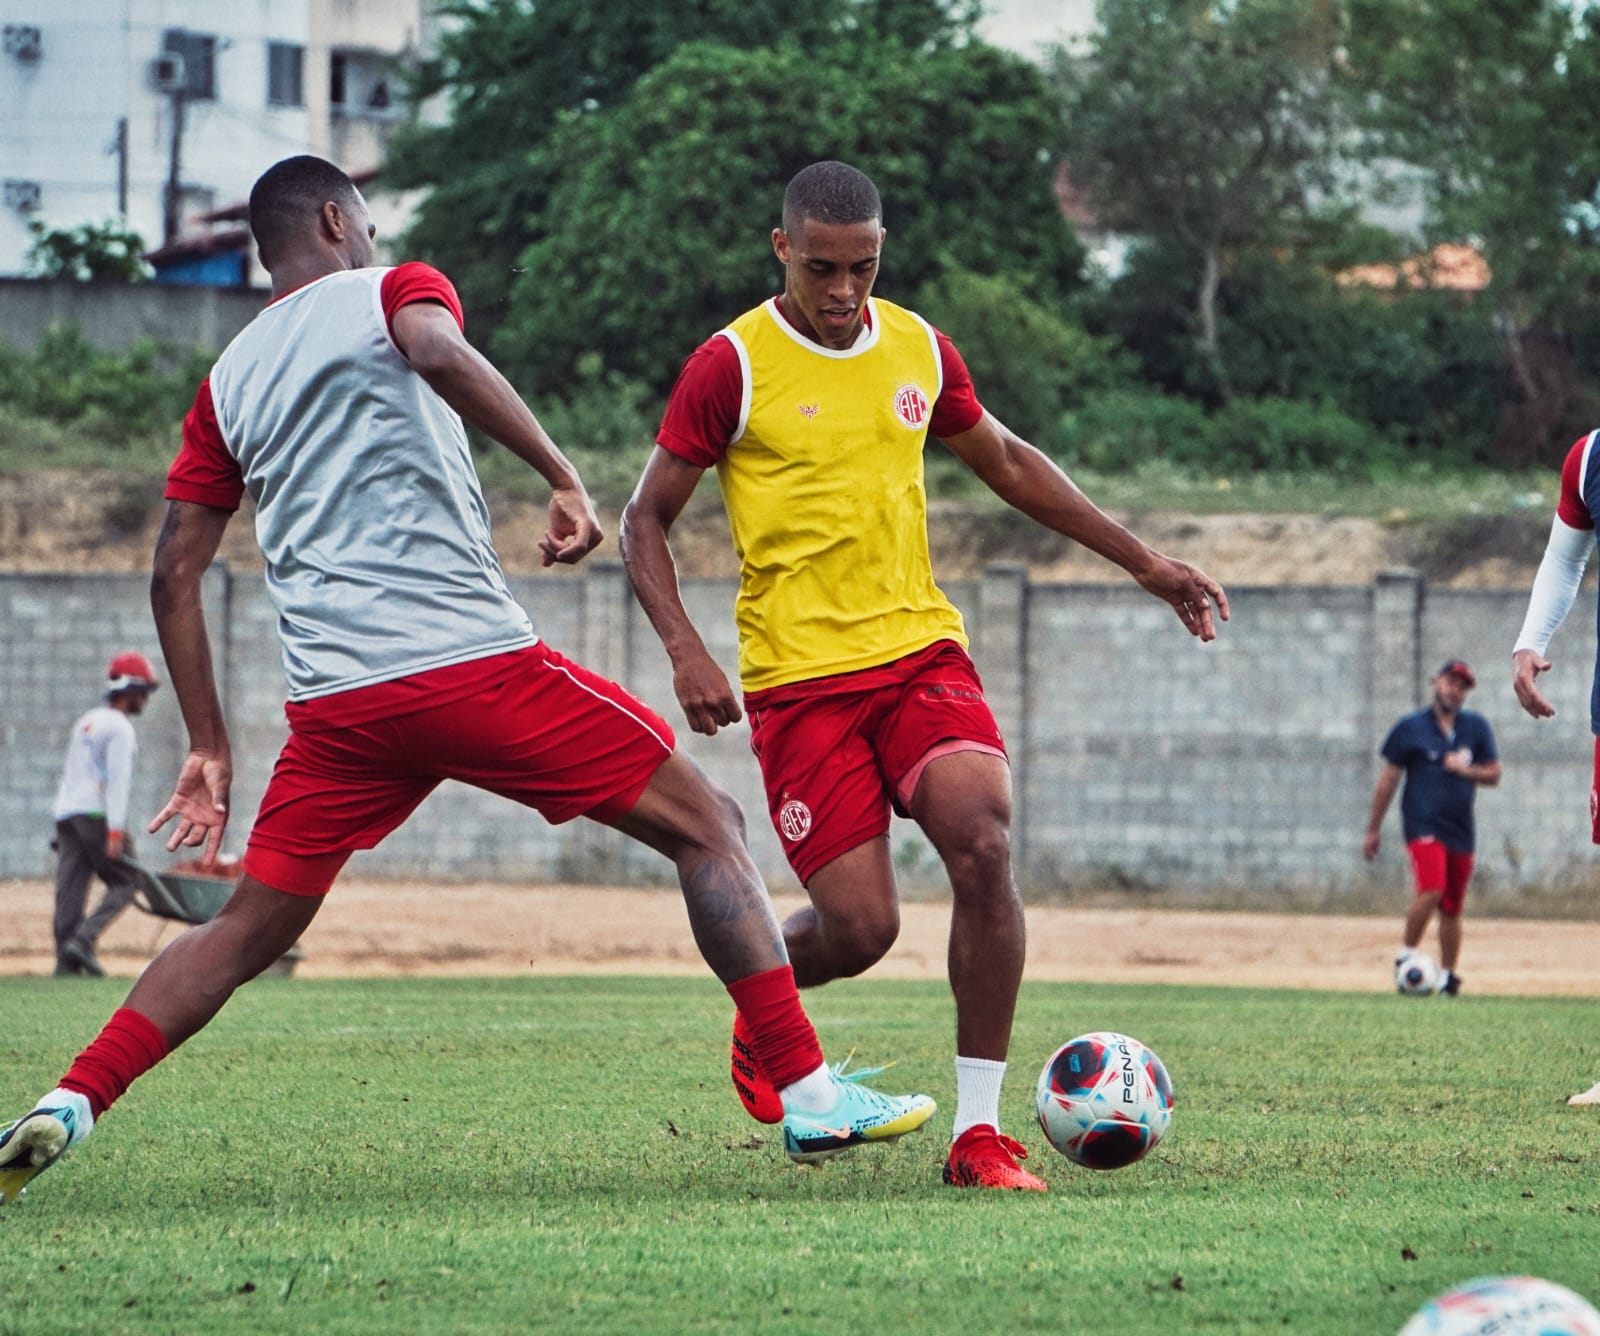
left=248, top=155, right=361, bottom=267
left=782, top=161, right=882, bottom=233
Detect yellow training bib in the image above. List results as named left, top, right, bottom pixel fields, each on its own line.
left=716, top=297, right=968, bottom=691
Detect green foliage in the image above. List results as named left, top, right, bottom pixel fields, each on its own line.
left=1054, top=0, right=1354, bottom=397
left=1058, top=389, right=1217, bottom=472
left=913, top=268, right=1134, bottom=444
left=1087, top=243, right=1506, bottom=462
left=0, top=326, right=210, bottom=443
left=26, top=219, right=153, bottom=282
left=387, top=0, right=986, bottom=335
left=494, top=38, right=1081, bottom=395
left=1206, top=396, right=1398, bottom=474
left=3, top=975, right=1599, bottom=1334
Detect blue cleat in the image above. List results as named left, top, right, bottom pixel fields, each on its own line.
left=0, top=1097, right=91, bottom=1205
left=782, top=1061, right=935, bottom=1164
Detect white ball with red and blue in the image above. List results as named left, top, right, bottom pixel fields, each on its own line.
left=1396, top=951, right=1442, bottom=996
left=1035, top=1031, right=1173, bottom=1169
left=1398, top=1275, right=1600, bottom=1335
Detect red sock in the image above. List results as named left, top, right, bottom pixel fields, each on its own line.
left=727, top=965, right=824, bottom=1090
left=59, top=1008, right=170, bottom=1119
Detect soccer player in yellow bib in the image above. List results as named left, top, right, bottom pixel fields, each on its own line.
left=622, top=161, right=1228, bottom=1190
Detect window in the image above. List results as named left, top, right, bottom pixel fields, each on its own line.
left=330, top=49, right=400, bottom=119
left=329, top=51, right=347, bottom=108
left=267, top=42, right=303, bottom=107
left=161, top=29, right=216, bottom=100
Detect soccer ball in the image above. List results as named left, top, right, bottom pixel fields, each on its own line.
left=1035, top=1031, right=1173, bottom=1170
left=1395, top=950, right=1442, bottom=996
left=1398, top=1275, right=1600, bottom=1335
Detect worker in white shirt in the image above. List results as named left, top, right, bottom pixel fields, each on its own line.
left=51, top=651, right=160, bottom=977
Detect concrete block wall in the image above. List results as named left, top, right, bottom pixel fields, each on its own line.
left=4, top=564, right=1595, bottom=898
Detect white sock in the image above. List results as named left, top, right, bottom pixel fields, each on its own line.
left=779, top=1063, right=836, bottom=1115
left=952, top=1056, right=1006, bottom=1141
left=38, top=1088, right=93, bottom=1149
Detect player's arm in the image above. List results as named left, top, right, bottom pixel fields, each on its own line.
left=619, top=448, right=742, bottom=736
left=390, top=301, right=600, bottom=567
left=940, top=411, right=1228, bottom=641
left=1363, top=762, right=1403, bottom=859
left=148, top=499, right=234, bottom=862
left=1512, top=517, right=1593, bottom=719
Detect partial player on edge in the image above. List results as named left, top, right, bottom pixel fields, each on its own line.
left=1511, top=426, right=1600, bottom=1106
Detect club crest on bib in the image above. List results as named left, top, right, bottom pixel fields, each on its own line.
left=893, top=382, right=930, bottom=428
left=778, top=798, right=812, bottom=842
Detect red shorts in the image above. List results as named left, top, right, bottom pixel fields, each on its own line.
left=1406, top=837, right=1475, bottom=915
left=243, top=644, right=675, bottom=896
left=745, top=641, right=1007, bottom=884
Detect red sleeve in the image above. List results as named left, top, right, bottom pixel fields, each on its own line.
left=928, top=328, right=984, bottom=439
left=656, top=334, right=742, bottom=467
left=380, top=261, right=465, bottom=338
left=165, top=378, right=244, bottom=512
left=1557, top=434, right=1596, bottom=530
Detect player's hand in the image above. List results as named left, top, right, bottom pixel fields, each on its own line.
left=539, top=485, right=604, bottom=567
left=673, top=651, right=742, bottom=736
left=1135, top=556, right=1230, bottom=642
left=1443, top=747, right=1473, bottom=774
left=1513, top=648, right=1556, bottom=719
left=149, top=748, right=233, bottom=865
left=105, top=829, right=125, bottom=861
left=1362, top=830, right=1380, bottom=861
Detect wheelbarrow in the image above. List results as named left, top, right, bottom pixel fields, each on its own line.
left=125, top=859, right=303, bottom=977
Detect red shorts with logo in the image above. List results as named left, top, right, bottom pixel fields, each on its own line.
left=243, top=644, right=675, bottom=896
left=744, top=640, right=1007, bottom=884
left=1406, top=837, right=1475, bottom=915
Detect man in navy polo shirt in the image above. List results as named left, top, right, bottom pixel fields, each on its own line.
left=1363, top=659, right=1502, bottom=996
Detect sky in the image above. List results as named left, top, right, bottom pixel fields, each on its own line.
left=974, top=0, right=1096, bottom=59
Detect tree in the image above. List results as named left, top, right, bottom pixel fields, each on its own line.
left=491, top=38, right=1083, bottom=395
left=26, top=220, right=152, bottom=282
left=385, top=0, right=984, bottom=334
left=1343, top=0, right=1600, bottom=461
left=1053, top=0, right=1353, bottom=402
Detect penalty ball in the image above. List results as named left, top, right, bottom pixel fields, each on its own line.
left=1398, top=1275, right=1600, bottom=1335
left=1035, top=1031, right=1173, bottom=1170
left=1395, top=950, right=1442, bottom=996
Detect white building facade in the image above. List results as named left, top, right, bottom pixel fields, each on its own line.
left=0, top=1, right=439, bottom=283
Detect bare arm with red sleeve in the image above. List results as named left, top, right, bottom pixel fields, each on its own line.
left=621, top=337, right=744, bottom=735
left=384, top=261, right=601, bottom=567
left=1513, top=433, right=1598, bottom=718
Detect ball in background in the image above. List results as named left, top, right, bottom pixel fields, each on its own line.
left=1396, top=950, right=1443, bottom=996
left=1035, top=1031, right=1173, bottom=1169
left=1398, top=1275, right=1600, bottom=1335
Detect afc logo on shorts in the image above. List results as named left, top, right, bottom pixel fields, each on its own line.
left=778, top=797, right=812, bottom=843
left=893, top=383, right=930, bottom=429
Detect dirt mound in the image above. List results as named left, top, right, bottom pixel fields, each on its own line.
left=0, top=469, right=1553, bottom=588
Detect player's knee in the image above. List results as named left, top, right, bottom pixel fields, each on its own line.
left=941, top=821, right=1012, bottom=884
left=827, top=907, right=900, bottom=976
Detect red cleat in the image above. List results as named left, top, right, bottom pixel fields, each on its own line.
left=942, top=1125, right=1048, bottom=1191
left=731, top=1010, right=784, bottom=1124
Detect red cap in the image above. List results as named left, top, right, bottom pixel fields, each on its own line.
left=106, top=650, right=160, bottom=694
left=1437, top=659, right=1476, bottom=688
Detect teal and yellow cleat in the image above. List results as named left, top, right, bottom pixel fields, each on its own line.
left=0, top=1104, right=87, bottom=1205
left=782, top=1066, right=936, bottom=1165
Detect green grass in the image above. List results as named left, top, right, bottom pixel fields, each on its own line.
left=3, top=976, right=1598, bottom=1334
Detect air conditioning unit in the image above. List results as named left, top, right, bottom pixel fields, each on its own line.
left=2, top=24, right=42, bottom=60
left=150, top=53, right=186, bottom=92
left=3, top=179, right=42, bottom=212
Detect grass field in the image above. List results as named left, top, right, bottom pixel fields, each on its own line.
left=2, top=974, right=1598, bottom=1335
